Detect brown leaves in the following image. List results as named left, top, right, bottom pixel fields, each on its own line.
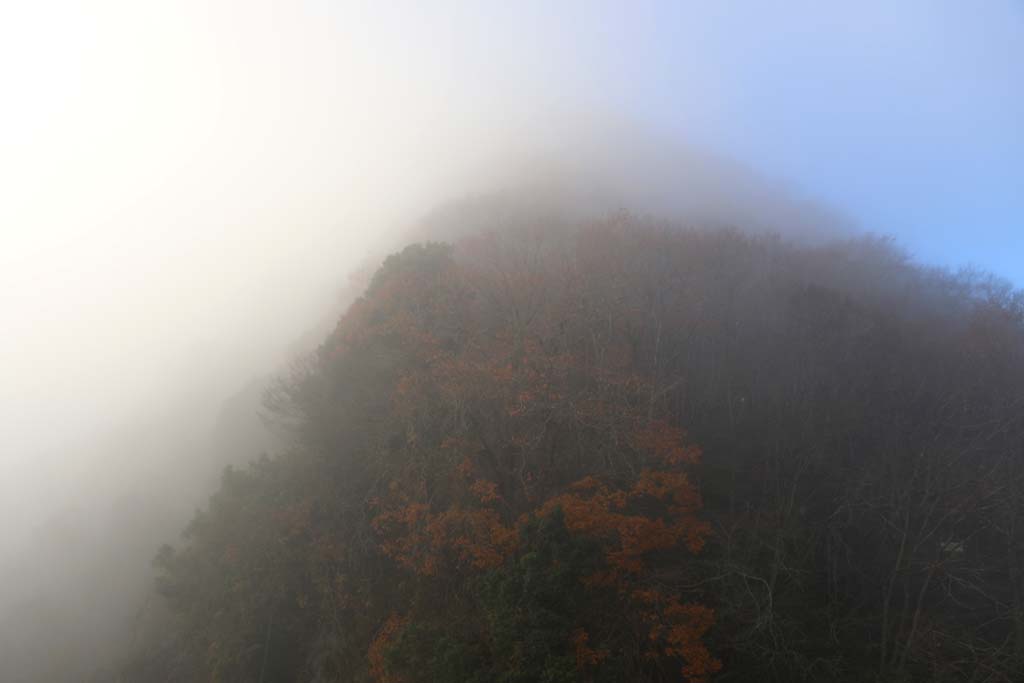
left=537, top=465, right=716, bottom=681
left=571, top=628, right=609, bottom=670
left=632, top=420, right=703, bottom=466
left=469, top=479, right=501, bottom=505
left=540, top=468, right=710, bottom=575
left=634, top=590, right=721, bottom=683
left=371, top=500, right=517, bottom=576
left=352, top=236, right=718, bottom=681
left=368, top=613, right=408, bottom=683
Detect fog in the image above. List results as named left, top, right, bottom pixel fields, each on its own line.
left=1, top=1, right=1020, bottom=680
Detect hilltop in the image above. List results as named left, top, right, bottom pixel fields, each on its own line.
left=121, top=212, right=1024, bottom=682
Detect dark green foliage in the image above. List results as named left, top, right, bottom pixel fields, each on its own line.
left=117, top=208, right=1024, bottom=683
left=381, top=511, right=610, bottom=683
left=477, top=512, right=597, bottom=683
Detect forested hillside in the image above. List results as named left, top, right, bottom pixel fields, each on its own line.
left=122, top=213, right=1024, bottom=682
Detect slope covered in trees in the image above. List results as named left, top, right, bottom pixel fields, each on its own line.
left=123, top=213, right=1024, bottom=682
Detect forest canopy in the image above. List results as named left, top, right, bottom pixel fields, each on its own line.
left=122, top=210, right=1024, bottom=682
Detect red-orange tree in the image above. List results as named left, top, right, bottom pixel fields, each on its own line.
left=142, top=236, right=719, bottom=683
left=336, top=239, right=719, bottom=682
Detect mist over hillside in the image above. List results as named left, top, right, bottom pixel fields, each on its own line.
left=0, top=133, right=855, bottom=681
left=3, top=136, right=1022, bottom=681
left=105, top=208, right=1024, bottom=683
left=3, top=3, right=1021, bottom=682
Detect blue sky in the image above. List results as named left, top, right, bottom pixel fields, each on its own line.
left=1, top=0, right=1021, bottom=473
left=0, top=0, right=1019, bottom=592
left=574, top=2, right=1023, bottom=284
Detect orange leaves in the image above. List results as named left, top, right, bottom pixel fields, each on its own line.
left=368, top=613, right=408, bottom=683
left=456, top=456, right=476, bottom=480
left=571, top=628, right=609, bottom=670
left=632, top=468, right=690, bottom=500
left=610, top=516, right=680, bottom=574
left=349, top=237, right=719, bottom=681
left=634, top=590, right=721, bottom=683
left=434, top=508, right=518, bottom=571
left=441, top=437, right=481, bottom=480
left=632, top=420, right=703, bottom=466
left=470, top=479, right=501, bottom=505
left=632, top=469, right=709, bottom=554
left=541, top=468, right=710, bottom=575
left=568, top=475, right=613, bottom=495
left=371, top=503, right=431, bottom=573
left=540, top=469, right=718, bottom=681
left=372, top=500, right=516, bottom=576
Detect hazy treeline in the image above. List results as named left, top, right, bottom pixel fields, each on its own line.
left=0, top=134, right=853, bottom=683
left=107, top=201, right=1023, bottom=682
left=0, top=375, right=284, bottom=682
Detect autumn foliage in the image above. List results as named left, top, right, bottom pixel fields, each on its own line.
left=316, top=236, right=716, bottom=681
left=122, top=211, right=1024, bottom=683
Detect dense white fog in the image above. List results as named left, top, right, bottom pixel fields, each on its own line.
left=1, top=2, right=1021, bottom=680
